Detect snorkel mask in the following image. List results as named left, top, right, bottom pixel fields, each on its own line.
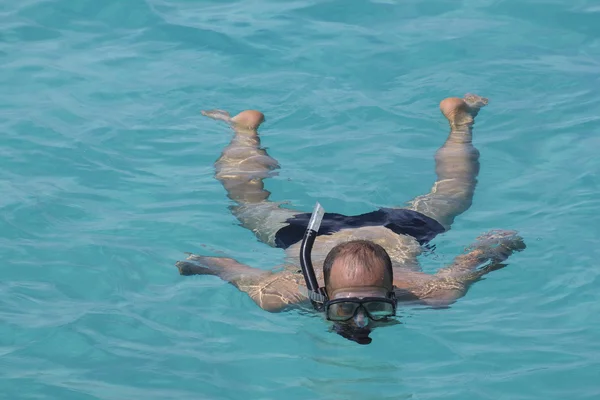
left=299, top=203, right=397, bottom=344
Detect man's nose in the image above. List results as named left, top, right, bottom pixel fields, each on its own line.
left=354, top=309, right=369, bottom=328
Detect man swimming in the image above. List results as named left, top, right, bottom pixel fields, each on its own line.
left=175, top=94, right=526, bottom=344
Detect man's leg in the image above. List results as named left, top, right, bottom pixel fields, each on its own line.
left=202, top=109, right=300, bottom=246
left=404, top=94, right=488, bottom=230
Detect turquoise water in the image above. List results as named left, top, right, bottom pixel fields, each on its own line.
left=2, top=0, right=600, bottom=398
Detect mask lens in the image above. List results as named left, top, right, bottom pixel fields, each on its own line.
left=363, top=301, right=395, bottom=320
left=327, top=302, right=359, bottom=321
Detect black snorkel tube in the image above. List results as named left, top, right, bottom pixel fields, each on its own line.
left=299, top=202, right=328, bottom=311
left=299, top=202, right=374, bottom=345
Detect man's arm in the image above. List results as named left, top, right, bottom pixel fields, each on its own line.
left=176, top=254, right=308, bottom=312
left=411, top=230, right=526, bottom=307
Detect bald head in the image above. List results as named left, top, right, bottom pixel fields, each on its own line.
left=323, top=240, right=393, bottom=294
left=231, top=110, right=265, bottom=130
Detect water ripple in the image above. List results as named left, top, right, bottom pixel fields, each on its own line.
left=2, top=0, right=600, bottom=398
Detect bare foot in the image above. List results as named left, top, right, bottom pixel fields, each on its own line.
left=463, top=93, right=488, bottom=118
left=440, top=93, right=488, bottom=127
left=231, top=110, right=265, bottom=130
left=201, top=109, right=265, bottom=131
left=201, top=109, right=232, bottom=123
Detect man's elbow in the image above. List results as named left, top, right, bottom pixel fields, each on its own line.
left=422, top=289, right=464, bottom=308
left=254, top=297, right=289, bottom=313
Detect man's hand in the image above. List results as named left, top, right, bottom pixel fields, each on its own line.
left=176, top=254, right=239, bottom=276
left=467, top=229, right=526, bottom=264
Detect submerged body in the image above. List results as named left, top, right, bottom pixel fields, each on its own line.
left=176, top=94, right=525, bottom=343
left=180, top=224, right=523, bottom=311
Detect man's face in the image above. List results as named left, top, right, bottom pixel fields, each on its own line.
left=326, top=258, right=394, bottom=333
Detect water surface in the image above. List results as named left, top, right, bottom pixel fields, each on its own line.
left=1, top=0, right=600, bottom=399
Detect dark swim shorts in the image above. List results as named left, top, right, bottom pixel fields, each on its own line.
left=274, top=207, right=446, bottom=249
